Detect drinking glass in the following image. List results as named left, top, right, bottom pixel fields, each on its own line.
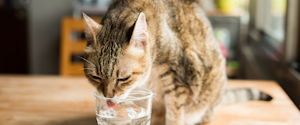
left=94, top=88, right=153, bottom=125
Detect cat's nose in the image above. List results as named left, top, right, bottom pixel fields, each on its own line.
left=103, top=90, right=115, bottom=98
left=102, top=81, right=116, bottom=98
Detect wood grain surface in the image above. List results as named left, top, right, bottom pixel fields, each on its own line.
left=0, top=75, right=299, bottom=125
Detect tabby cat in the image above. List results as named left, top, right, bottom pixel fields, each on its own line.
left=82, top=0, right=272, bottom=124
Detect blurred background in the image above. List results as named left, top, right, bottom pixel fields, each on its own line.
left=0, top=0, right=299, bottom=109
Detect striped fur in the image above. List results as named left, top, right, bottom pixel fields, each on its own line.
left=82, top=0, right=272, bottom=125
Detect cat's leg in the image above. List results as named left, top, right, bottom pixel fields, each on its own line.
left=200, top=109, right=214, bottom=124
left=183, top=49, right=226, bottom=124
left=162, top=72, right=190, bottom=125
left=164, top=89, right=188, bottom=125
left=200, top=97, right=221, bottom=124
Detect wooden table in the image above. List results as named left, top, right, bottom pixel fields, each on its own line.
left=0, top=76, right=299, bottom=125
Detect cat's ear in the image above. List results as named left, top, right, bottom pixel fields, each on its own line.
left=127, top=12, right=148, bottom=55
left=83, top=13, right=102, bottom=45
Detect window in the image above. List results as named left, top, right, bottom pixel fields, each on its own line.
left=254, top=0, right=287, bottom=42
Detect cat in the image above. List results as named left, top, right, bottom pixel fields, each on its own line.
left=82, top=0, right=272, bottom=124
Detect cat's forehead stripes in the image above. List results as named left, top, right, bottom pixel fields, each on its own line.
left=93, top=10, right=138, bottom=78
left=96, top=44, right=120, bottom=78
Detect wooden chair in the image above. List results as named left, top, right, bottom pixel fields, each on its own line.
left=60, top=17, right=102, bottom=76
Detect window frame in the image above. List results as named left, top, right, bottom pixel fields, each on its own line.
left=284, top=0, right=299, bottom=64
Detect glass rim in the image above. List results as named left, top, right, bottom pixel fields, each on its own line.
left=94, top=87, right=153, bottom=101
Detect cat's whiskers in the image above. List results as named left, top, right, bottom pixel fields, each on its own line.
left=77, top=56, right=96, bottom=68
left=152, top=93, right=158, bottom=102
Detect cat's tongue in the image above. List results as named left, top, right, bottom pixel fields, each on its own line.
left=107, top=100, right=117, bottom=108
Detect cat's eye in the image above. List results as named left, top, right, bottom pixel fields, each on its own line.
left=90, top=75, right=102, bottom=80
left=117, top=75, right=131, bottom=82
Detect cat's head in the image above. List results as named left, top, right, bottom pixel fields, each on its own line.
left=82, top=12, right=152, bottom=101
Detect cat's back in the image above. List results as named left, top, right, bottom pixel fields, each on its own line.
left=162, top=0, right=214, bottom=47
left=104, top=0, right=215, bottom=51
